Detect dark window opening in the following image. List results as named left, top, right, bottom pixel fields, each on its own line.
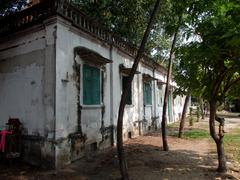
left=122, top=76, right=132, bottom=105
left=90, top=142, right=98, bottom=152
left=128, top=132, right=132, bottom=139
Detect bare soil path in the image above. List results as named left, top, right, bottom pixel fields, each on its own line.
left=0, top=113, right=239, bottom=180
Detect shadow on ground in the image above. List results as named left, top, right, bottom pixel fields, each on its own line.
left=0, top=142, right=237, bottom=180
left=217, top=113, right=240, bottom=119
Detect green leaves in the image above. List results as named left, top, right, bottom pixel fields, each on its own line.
left=174, top=0, right=240, bottom=103
left=0, top=0, right=26, bottom=16
left=72, top=0, right=155, bottom=46
left=71, top=0, right=240, bottom=104
left=72, top=0, right=176, bottom=61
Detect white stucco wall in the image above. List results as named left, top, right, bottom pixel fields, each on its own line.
left=110, top=50, right=141, bottom=138
left=55, top=19, right=111, bottom=140
left=0, top=61, right=44, bottom=134
left=173, top=95, right=185, bottom=122
left=0, top=13, right=186, bottom=168
left=54, top=16, right=182, bottom=149
left=0, top=19, right=57, bottom=167
left=154, top=71, right=166, bottom=127
left=55, top=17, right=113, bottom=165
left=0, top=22, right=56, bottom=137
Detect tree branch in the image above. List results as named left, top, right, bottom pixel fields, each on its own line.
left=212, top=64, right=238, bottom=99
left=223, top=76, right=240, bottom=95
left=212, top=69, right=228, bottom=99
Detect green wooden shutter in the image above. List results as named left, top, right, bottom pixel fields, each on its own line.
left=144, top=82, right=152, bottom=105
left=92, top=67, right=100, bottom=104
left=144, top=82, right=147, bottom=105
left=83, top=65, right=91, bottom=105
left=148, top=83, right=152, bottom=104
left=83, top=64, right=100, bottom=105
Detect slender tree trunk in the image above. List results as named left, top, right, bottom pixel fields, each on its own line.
left=161, top=92, right=169, bottom=151
left=216, top=137, right=227, bottom=172
left=161, top=15, right=182, bottom=151
left=209, top=100, right=227, bottom=173
left=178, top=95, right=190, bottom=138
left=116, top=1, right=161, bottom=179
left=199, top=98, right=205, bottom=119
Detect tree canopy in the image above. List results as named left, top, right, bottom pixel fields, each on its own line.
left=71, top=0, right=177, bottom=62
left=0, top=0, right=26, bottom=16
left=172, top=0, right=240, bottom=172
left=174, top=0, right=240, bottom=102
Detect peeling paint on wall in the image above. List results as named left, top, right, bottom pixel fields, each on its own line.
left=0, top=15, right=186, bottom=169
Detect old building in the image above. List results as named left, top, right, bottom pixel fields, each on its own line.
left=0, top=0, right=185, bottom=168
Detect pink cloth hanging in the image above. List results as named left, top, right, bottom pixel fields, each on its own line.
left=0, top=130, right=12, bottom=152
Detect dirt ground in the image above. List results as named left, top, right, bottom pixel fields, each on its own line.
left=0, top=113, right=239, bottom=180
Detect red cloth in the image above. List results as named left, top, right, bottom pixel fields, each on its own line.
left=0, top=130, right=12, bottom=152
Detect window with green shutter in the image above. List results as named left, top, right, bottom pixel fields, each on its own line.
left=143, top=82, right=152, bottom=105
left=122, top=76, right=132, bottom=105
left=82, top=64, right=101, bottom=105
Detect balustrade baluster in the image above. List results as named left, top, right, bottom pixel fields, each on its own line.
left=64, top=7, right=67, bottom=17
left=99, top=29, right=102, bottom=39
left=76, top=16, right=79, bottom=25
left=89, top=24, right=92, bottom=33
left=82, top=17, right=85, bottom=28
left=0, top=0, right=140, bottom=59
left=86, top=21, right=89, bottom=31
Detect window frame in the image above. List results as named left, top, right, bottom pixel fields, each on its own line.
left=143, top=81, right=152, bottom=105
left=81, top=63, right=103, bottom=106
left=121, top=75, right=133, bottom=105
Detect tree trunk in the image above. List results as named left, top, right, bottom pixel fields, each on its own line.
left=161, top=15, right=182, bottom=151
left=161, top=95, right=169, bottom=151
left=116, top=1, right=161, bottom=179
left=178, top=95, right=190, bottom=138
left=199, top=98, right=205, bottom=120
left=216, top=137, right=227, bottom=172
left=209, top=100, right=227, bottom=173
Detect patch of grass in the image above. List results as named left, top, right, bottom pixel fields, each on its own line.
left=224, top=128, right=240, bottom=162
left=183, top=129, right=209, bottom=139
left=167, top=123, right=178, bottom=128
left=168, top=128, right=209, bottom=139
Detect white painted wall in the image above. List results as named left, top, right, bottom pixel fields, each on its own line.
left=0, top=15, right=186, bottom=168
left=154, top=71, right=166, bottom=128
left=0, top=22, right=56, bottom=137
left=55, top=18, right=111, bottom=141
left=55, top=16, right=184, bottom=146
left=0, top=61, right=44, bottom=134
left=0, top=20, right=57, bottom=167
left=173, top=95, right=185, bottom=122
left=55, top=18, right=113, bottom=166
